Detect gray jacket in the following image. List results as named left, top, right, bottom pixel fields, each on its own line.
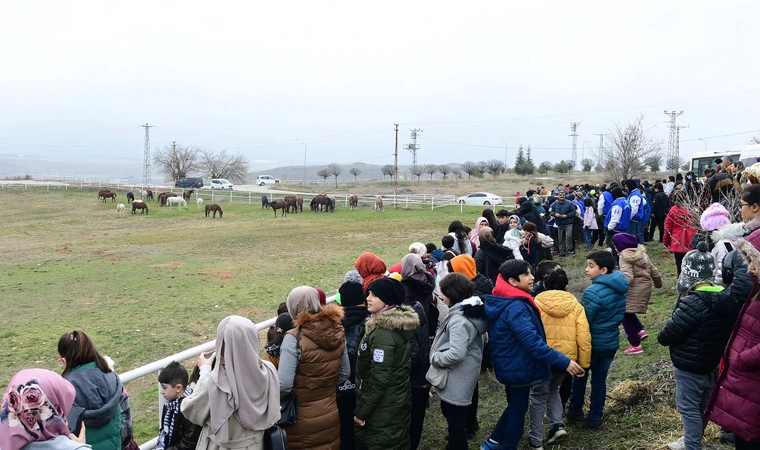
left=551, top=199, right=576, bottom=227
left=429, top=297, right=488, bottom=406
left=22, top=436, right=91, bottom=450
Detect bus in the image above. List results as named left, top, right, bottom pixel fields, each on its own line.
left=690, top=148, right=742, bottom=175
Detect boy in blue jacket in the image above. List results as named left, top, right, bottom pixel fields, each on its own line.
left=481, top=260, right=585, bottom=450
left=567, top=251, right=628, bottom=430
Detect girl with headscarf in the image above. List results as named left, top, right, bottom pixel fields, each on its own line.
left=471, top=217, right=490, bottom=256
left=181, top=316, right=280, bottom=450
left=355, top=252, right=387, bottom=295
left=474, top=227, right=515, bottom=284
left=1, top=369, right=89, bottom=450
left=279, top=286, right=350, bottom=450
left=482, top=208, right=498, bottom=231
left=502, top=215, right=525, bottom=262
left=448, top=220, right=473, bottom=256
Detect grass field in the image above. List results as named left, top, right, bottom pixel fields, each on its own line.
left=0, top=188, right=731, bottom=449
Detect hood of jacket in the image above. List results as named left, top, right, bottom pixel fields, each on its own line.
left=365, top=304, right=420, bottom=336
left=619, top=245, right=648, bottom=266
left=746, top=216, right=760, bottom=235
left=593, top=271, right=629, bottom=295
left=712, top=222, right=745, bottom=242
left=453, top=296, right=489, bottom=334
left=295, top=303, right=346, bottom=351
left=472, top=274, right=494, bottom=297
left=401, top=272, right=435, bottom=295
left=485, top=275, right=537, bottom=321
left=534, top=290, right=579, bottom=318
left=64, top=363, right=122, bottom=428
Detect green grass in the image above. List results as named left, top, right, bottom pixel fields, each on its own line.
left=0, top=188, right=731, bottom=449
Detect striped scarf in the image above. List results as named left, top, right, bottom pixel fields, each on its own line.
left=157, top=388, right=192, bottom=450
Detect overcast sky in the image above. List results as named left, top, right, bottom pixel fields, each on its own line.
left=1, top=1, right=759, bottom=175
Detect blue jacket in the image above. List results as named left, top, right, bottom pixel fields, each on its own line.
left=551, top=200, right=576, bottom=227
left=604, top=198, right=631, bottom=232
left=642, top=198, right=652, bottom=224
left=573, top=200, right=585, bottom=218
left=485, top=277, right=571, bottom=385
left=601, top=191, right=613, bottom=216
left=628, top=190, right=645, bottom=221
left=580, top=271, right=628, bottom=353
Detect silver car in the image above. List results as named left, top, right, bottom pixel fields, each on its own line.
left=456, top=192, right=502, bottom=206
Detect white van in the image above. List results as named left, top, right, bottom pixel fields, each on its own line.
left=256, top=175, right=280, bottom=186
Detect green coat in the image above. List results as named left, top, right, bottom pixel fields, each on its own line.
left=354, top=305, right=420, bottom=450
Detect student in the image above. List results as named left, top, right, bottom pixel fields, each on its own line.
left=529, top=269, right=591, bottom=448
left=495, top=209, right=511, bottom=245
left=604, top=187, right=631, bottom=259
left=157, top=362, right=202, bottom=450
left=701, top=203, right=743, bottom=286
left=664, top=191, right=699, bottom=277
left=520, top=222, right=542, bottom=274
left=582, top=197, right=598, bottom=250
left=449, top=220, right=473, bottom=256
left=503, top=215, right=525, bottom=261
left=480, top=260, right=584, bottom=450
left=529, top=260, right=561, bottom=297
left=567, top=251, right=628, bottom=430
left=649, top=182, right=670, bottom=243
left=625, top=179, right=645, bottom=244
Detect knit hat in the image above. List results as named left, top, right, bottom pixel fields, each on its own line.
left=368, top=278, right=405, bottom=307
left=700, top=203, right=731, bottom=232
left=344, top=270, right=363, bottom=285
left=612, top=233, right=638, bottom=252
left=408, top=242, right=426, bottom=256
left=677, top=241, right=715, bottom=294
left=338, top=281, right=366, bottom=308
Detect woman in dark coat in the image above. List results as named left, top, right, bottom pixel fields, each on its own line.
left=474, top=227, right=514, bottom=284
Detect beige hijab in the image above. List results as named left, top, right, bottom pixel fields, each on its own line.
left=209, top=316, right=280, bottom=437
left=286, top=286, right=322, bottom=320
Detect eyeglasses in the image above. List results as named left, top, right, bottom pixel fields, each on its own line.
left=741, top=203, right=752, bottom=208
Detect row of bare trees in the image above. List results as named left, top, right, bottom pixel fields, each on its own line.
left=153, top=145, right=250, bottom=183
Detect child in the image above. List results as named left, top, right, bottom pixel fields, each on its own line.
left=613, top=233, right=662, bottom=355
left=495, top=209, right=511, bottom=244
left=529, top=260, right=561, bottom=297
left=503, top=215, right=525, bottom=261
left=658, top=241, right=740, bottom=450
left=481, top=260, right=584, bottom=450
left=582, top=198, right=598, bottom=250
left=567, top=251, right=628, bottom=429
left=529, top=269, right=591, bottom=448
left=520, top=222, right=541, bottom=274
left=264, top=312, right=294, bottom=369
left=157, top=362, right=202, bottom=450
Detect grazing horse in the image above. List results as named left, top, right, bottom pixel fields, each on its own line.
left=297, top=196, right=303, bottom=212
left=284, top=195, right=298, bottom=214
left=268, top=199, right=288, bottom=217
left=116, top=203, right=125, bottom=217
left=328, top=196, right=336, bottom=212
left=196, top=197, right=204, bottom=211
left=183, top=190, right=194, bottom=201
left=97, top=189, right=112, bottom=200
left=166, top=196, right=188, bottom=209
left=205, top=203, right=223, bottom=218
left=132, top=201, right=149, bottom=215
left=102, top=192, right=117, bottom=203
left=311, top=194, right=332, bottom=212
left=375, top=195, right=384, bottom=212
left=126, top=192, right=135, bottom=203
left=349, top=195, right=358, bottom=210
left=261, top=195, right=269, bottom=209
left=158, top=192, right=176, bottom=206
left=140, top=189, right=154, bottom=201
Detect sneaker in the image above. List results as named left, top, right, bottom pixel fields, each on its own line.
left=546, top=424, right=568, bottom=444
left=667, top=436, right=685, bottom=450
left=571, top=250, right=577, bottom=255
left=480, top=440, right=500, bottom=450
left=638, top=329, right=648, bottom=340
left=529, top=445, right=544, bottom=450
left=565, top=407, right=585, bottom=422
left=719, top=432, right=736, bottom=444
left=624, top=345, right=644, bottom=355
left=577, top=419, right=602, bottom=430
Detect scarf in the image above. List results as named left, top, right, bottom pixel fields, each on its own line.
left=450, top=254, right=477, bottom=280
left=401, top=253, right=427, bottom=283
left=286, top=286, right=322, bottom=321
left=157, top=388, right=193, bottom=450
left=471, top=217, right=488, bottom=249
left=355, top=252, right=387, bottom=293
left=492, top=274, right=541, bottom=313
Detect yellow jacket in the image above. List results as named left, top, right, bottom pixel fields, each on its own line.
left=535, top=290, right=592, bottom=368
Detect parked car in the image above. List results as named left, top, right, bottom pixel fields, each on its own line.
left=210, top=178, right=234, bottom=190
left=175, top=177, right=204, bottom=188
left=256, top=175, right=280, bottom=186
left=456, top=192, right=502, bottom=206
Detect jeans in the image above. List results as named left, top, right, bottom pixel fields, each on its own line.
left=627, top=220, right=645, bottom=244
left=649, top=216, right=666, bottom=242
left=569, top=349, right=616, bottom=422
left=558, top=224, right=574, bottom=255
left=489, top=385, right=531, bottom=450
left=674, top=367, right=715, bottom=450
left=621, top=313, right=644, bottom=346
left=441, top=400, right=469, bottom=450
left=529, top=374, right=566, bottom=447
left=410, top=387, right=430, bottom=450
left=582, top=228, right=594, bottom=250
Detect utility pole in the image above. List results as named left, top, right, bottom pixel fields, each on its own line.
left=676, top=124, right=689, bottom=171
left=664, top=111, right=684, bottom=174
left=403, top=129, right=423, bottom=170
left=594, top=133, right=606, bottom=164
left=303, top=143, right=307, bottom=184
left=569, top=122, right=580, bottom=170
left=393, top=124, right=399, bottom=201
left=502, top=142, right=508, bottom=170
left=141, top=123, right=153, bottom=188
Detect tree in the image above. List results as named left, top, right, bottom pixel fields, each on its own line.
left=424, top=164, right=438, bottom=180
left=327, top=163, right=343, bottom=187
left=438, top=165, right=452, bottom=183
left=381, top=165, right=394, bottom=181
left=581, top=158, right=594, bottom=172
left=666, top=155, right=685, bottom=172
left=199, top=149, right=250, bottom=183
left=153, top=144, right=200, bottom=181
left=752, top=135, right=760, bottom=145
left=514, top=146, right=526, bottom=174
left=537, top=161, right=553, bottom=174
left=553, top=161, right=570, bottom=174
left=643, top=154, right=663, bottom=173
left=317, top=169, right=330, bottom=183
left=450, top=166, right=461, bottom=181
left=680, top=161, right=691, bottom=172
left=476, top=161, right=489, bottom=177
left=593, top=115, right=662, bottom=182
left=485, top=159, right=505, bottom=179
left=460, top=161, right=478, bottom=179
left=349, top=167, right=362, bottom=181
left=565, top=159, right=576, bottom=172
left=410, top=165, right=424, bottom=183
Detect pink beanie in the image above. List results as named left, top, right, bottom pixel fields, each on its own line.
left=700, top=203, right=731, bottom=232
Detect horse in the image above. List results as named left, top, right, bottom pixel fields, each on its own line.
left=261, top=195, right=269, bottom=209
left=196, top=197, right=204, bottom=211
left=311, top=194, right=332, bottom=212
left=297, top=196, right=303, bottom=212
left=166, top=196, right=188, bottom=209
left=140, top=189, right=154, bottom=201
left=97, top=189, right=112, bottom=200
left=328, top=196, right=336, bottom=212
left=132, top=201, right=149, bottom=215
left=284, top=195, right=298, bottom=214
left=268, top=199, right=289, bottom=217
left=349, top=195, right=358, bottom=210
left=183, top=190, right=194, bottom=201
left=116, top=203, right=125, bottom=217
left=126, top=192, right=135, bottom=203
left=101, top=192, right=117, bottom=203
left=205, top=204, right=223, bottom=218
left=158, top=192, right=176, bottom=206
left=375, top=195, right=384, bottom=212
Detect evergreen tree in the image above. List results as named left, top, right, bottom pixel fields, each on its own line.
left=514, top=145, right=526, bottom=175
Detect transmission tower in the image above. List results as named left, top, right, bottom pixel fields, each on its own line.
left=403, top=129, right=423, bottom=169
left=594, top=133, right=606, bottom=163
left=141, top=123, right=153, bottom=188
left=569, top=122, right=580, bottom=168
left=664, top=111, right=684, bottom=172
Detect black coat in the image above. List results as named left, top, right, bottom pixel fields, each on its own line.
left=474, top=239, right=514, bottom=284
left=518, top=201, right=546, bottom=232
left=472, top=274, right=494, bottom=300
left=399, top=299, right=430, bottom=389
left=651, top=191, right=670, bottom=218
left=161, top=397, right=202, bottom=450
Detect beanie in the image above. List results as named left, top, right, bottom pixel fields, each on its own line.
left=700, top=203, right=731, bottom=232
left=408, top=242, right=426, bottom=256
left=338, top=281, right=367, bottom=308
left=368, top=277, right=405, bottom=307
left=344, top=270, right=363, bottom=285
left=677, top=241, right=715, bottom=295
left=612, top=233, right=639, bottom=252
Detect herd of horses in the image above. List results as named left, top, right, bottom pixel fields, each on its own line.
left=260, top=193, right=384, bottom=216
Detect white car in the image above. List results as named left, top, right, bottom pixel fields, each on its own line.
left=256, top=175, right=280, bottom=186
left=456, top=192, right=502, bottom=206
left=210, top=178, right=234, bottom=190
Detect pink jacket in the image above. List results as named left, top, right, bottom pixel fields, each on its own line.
left=583, top=207, right=598, bottom=230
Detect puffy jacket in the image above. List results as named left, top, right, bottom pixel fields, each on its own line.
left=354, top=305, right=420, bottom=450
left=485, top=276, right=571, bottom=386
left=618, top=246, right=662, bottom=314
left=664, top=204, right=698, bottom=253
left=580, top=271, right=628, bottom=352
left=472, top=274, right=494, bottom=300
left=64, top=363, right=123, bottom=450
left=651, top=191, right=670, bottom=218
left=658, top=285, right=740, bottom=374
left=710, top=223, right=745, bottom=285
left=474, top=239, right=514, bottom=284
left=551, top=199, right=576, bottom=227
left=534, top=290, right=592, bottom=368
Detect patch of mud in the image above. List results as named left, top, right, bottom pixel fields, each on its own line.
left=218, top=272, right=235, bottom=281
left=151, top=262, right=185, bottom=268
left=56, top=243, right=72, bottom=254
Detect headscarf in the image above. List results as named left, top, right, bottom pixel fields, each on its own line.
left=478, top=226, right=496, bottom=245
left=508, top=215, right=522, bottom=230
left=408, top=242, right=426, bottom=256
left=401, top=253, right=427, bottom=283
left=450, top=254, right=477, bottom=280
left=208, top=316, right=280, bottom=437
left=355, top=252, right=387, bottom=293
left=286, top=286, right=322, bottom=320
left=471, top=217, right=489, bottom=249
left=0, top=369, right=77, bottom=450
left=315, top=287, right=327, bottom=306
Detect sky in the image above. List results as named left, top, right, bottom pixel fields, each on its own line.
left=1, top=1, right=759, bottom=178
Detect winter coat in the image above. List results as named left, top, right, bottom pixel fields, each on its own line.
left=484, top=276, right=571, bottom=386
left=354, top=305, right=420, bottom=450
left=284, top=304, right=346, bottom=450
left=338, top=306, right=369, bottom=400
left=517, top=201, right=545, bottom=231
left=472, top=274, right=494, bottom=301
left=399, top=298, right=430, bottom=389
left=21, top=437, right=91, bottom=450
left=474, top=239, right=514, bottom=284
left=658, top=286, right=741, bottom=375
left=551, top=200, right=576, bottom=227
left=64, top=363, right=123, bottom=450
left=706, top=288, right=760, bottom=442
left=618, top=246, right=662, bottom=314
left=400, top=272, right=435, bottom=319
left=651, top=191, right=670, bottom=218
left=429, top=297, right=488, bottom=406
left=583, top=207, right=598, bottom=230
left=710, top=223, right=745, bottom=285
left=664, top=204, right=698, bottom=253
left=160, top=396, right=202, bottom=450
left=534, top=290, right=592, bottom=368
left=580, top=271, right=628, bottom=352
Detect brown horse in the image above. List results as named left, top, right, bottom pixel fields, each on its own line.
left=205, top=203, right=223, bottom=218
left=297, top=196, right=303, bottom=212
left=158, top=192, right=176, bottom=206
left=268, top=199, right=288, bottom=217
left=131, top=201, right=149, bottom=215
left=310, top=194, right=333, bottom=212
left=284, top=195, right=298, bottom=214
left=183, top=190, right=194, bottom=201
left=97, top=189, right=112, bottom=200
left=349, top=195, right=358, bottom=210
left=101, top=192, right=117, bottom=203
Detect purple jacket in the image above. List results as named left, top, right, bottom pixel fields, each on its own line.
left=706, top=284, right=760, bottom=442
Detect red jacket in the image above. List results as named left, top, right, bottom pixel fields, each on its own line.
left=663, top=204, right=698, bottom=253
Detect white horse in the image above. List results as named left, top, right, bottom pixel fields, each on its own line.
left=375, top=195, right=384, bottom=212
left=196, top=197, right=204, bottom=211
left=116, top=203, right=125, bottom=217
left=166, top=196, right=188, bottom=209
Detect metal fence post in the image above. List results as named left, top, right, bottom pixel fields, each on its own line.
left=211, top=191, right=214, bottom=201
left=230, top=190, right=233, bottom=202
left=431, top=196, right=434, bottom=210
left=248, top=192, right=251, bottom=204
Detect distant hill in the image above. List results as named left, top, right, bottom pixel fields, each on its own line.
left=250, top=162, right=464, bottom=183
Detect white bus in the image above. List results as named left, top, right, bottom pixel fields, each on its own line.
left=690, top=149, right=742, bottom=175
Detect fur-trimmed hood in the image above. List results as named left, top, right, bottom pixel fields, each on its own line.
left=736, top=238, right=760, bottom=271
left=619, top=245, right=647, bottom=265
left=365, top=304, right=420, bottom=335
left=745, top=216, right=760, bottom=235
left=711, top=222, right=745, bottom=242
left=295, top=303, right=346, bottom=351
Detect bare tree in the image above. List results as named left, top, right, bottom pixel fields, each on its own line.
left=153, top=144, right=200, bottom=181
left=460, top=161, right=478, bottom=179
left=349, top=167, right=362, bottom=182
left=581, top=158, right=594, bottom=172
left=381, top=165, right=394, bottom=181
left=199, top=149, right=250, bottom=183
left=317, top=169, right=330, bottom=183
left=476, top=161, right=489, bottom=176
left=643, top=154, right=663, bottom=173
left=438, top=164, right=452, bottom=183
left=410, top=165, right=424, bottom=183
left=593, top=115, right=662, bottom=182
left=751, top=135, right=760, bottom=145
left=666, top=155, right=685, bottom=172
left=450, top=166, right=461, bottom=181
left=564, top=159, right=576, bottom=172
left=485, top=159, right=505, bottom=179
left=327, top=163, right=343, bottom=187
left=537, top=161, right=553, bottom=175
left=424, top=164, right=438, bottom=180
